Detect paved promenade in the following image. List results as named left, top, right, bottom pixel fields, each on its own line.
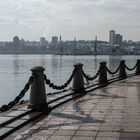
left=13, top=75, right=140, bottom=140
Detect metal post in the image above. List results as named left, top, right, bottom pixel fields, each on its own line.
left=136, top=59, right=140, bottom=75
left=29, top=66, right=48, bottom=111
left=119, top=60, right=127, bottom=79
left=98, top=62, right=108, bottom=85
left=72, top=63, right=85, bottom=93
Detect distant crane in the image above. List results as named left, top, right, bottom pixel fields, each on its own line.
left=94, top=36, right=98, bottom=55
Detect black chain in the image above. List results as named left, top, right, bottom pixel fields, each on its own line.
left=124, top=63, right=137, bottom=71
left=82, top=70, right=100, bottom=81
left=44, top=69, right=76, bottom=90
left=106, top=65, right=120, bottom=75
left=0, top=75, right=35, bottom=112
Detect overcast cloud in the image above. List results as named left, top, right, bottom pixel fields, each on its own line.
left=0, top=0, right=140, bottom=41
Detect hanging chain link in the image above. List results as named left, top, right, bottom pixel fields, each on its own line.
left=124, top=63, right=137, bottom=71
left=82, top=70, right=100, bottom=81
left=0, top=75, right=35, bottom=112
left=44, top=69, right=76, bottom=90
left=106, top=65, right=120, bottom=75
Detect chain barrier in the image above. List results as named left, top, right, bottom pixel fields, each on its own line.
left=82, top=70, right=100, bottom=81
left=0, top=75, right=35, bottom=112
left=106, top=65, right=120, bottom=75
left=44, top=69, right=76, bottom=90
left=124, top=63, right=137, bottom=71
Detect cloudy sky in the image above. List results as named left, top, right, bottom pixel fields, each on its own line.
left=0, top=0, right=140, bottom=41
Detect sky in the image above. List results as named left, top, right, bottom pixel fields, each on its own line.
left=0, top=0, right=140, bottom=41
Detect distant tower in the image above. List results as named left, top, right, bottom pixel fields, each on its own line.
left=59, top=35, right=62, bottom=47
left=13, top=36, right=20, bottom=50
left=94, top=36, right=97, bottom=55
left=109, top=30, right=115, bottom=46
left=59, top=35, right=62, bottom=42
left=59, top=35, right=63, bottom=54
left=74, top=38, right=77, bottom=51
left=52, top=36, right=58, bottom=47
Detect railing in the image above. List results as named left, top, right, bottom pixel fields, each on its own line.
left=0, top=59, right=140, bottom=113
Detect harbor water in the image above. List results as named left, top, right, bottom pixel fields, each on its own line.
left=0, top=54, right=139, bottom=106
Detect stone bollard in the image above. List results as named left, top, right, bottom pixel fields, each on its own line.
left=119, top=60, right=127, bottom=79
left=98, top=62, right=108, bottom=85
left=72, top=63, right=85, bottom=93
left=28, top=66, right=48, bottom=111
left=136, top=59, right=140, bottom=75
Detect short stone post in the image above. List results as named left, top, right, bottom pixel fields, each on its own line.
left=136, top=59, right=140, bottom=75
left=119, top=60, right=127, bottom=79
left=72, top=63, right=85, bottom=93
left=29, top=66, right=48, bottom=111
left=98, top=62, right=108, bottom=85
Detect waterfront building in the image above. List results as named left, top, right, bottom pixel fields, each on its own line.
left=13, top=36, right=20, bottom=50
left=0, top=42, right=6, bottom=47
left=109, top=30, right=123, bottom=48
left=52, top=36, right=58, bottom=48
left=20, top=39, right=26, bottom=49
left=25, top=41, right=39, bottom=47
left=115, top=34, right=123, bottom=46
left=40, top=37, right=46, bottom=46
left=109, top=30, right=116, bottom=46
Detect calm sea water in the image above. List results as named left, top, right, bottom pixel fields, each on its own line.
left=0, top=54, right=139, bottom=105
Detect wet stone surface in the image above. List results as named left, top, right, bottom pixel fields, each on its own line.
left=0, top=116, right=14, bottom=124
left=5, top=76, right=140, bottom=139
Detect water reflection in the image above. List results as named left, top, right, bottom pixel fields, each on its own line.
left=51, top=55, right=59, bottom=75
left=39, top=55, right=46, bottom=67
left=73, top=55, right=77, bottom=65
left=94, top=56, right=98, bottom=71
left=13, top=55, right=20, bottom=74
left=58, top=55, right=62, bottom=75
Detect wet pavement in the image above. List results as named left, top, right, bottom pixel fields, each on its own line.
left=11, top=75, right=140, bottom=139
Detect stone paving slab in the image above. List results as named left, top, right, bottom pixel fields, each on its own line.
left=4, top=110, right=29, bottom=117
left=0, top=116, right=14, bottom=125
left=9, top=75, right=140, bottom=139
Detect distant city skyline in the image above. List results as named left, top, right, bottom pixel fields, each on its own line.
left=0, top=0, right=140, bottom=41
